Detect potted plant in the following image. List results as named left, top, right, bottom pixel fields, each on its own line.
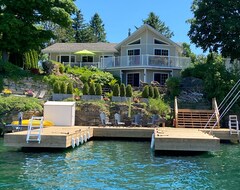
left=112, top=83, right=122, bottom=102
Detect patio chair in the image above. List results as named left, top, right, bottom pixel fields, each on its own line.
left=100, top=112, right=112, bottom=126
left=114, top=113, right=125, bottom=126
left=38, top=90, right=46, bottom=99
left=132, top=114, right=142, bottom=126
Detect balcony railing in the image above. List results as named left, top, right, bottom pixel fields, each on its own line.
left=63, top=62, right=100, bottom=68
left=99, top=55, right=191, bottom=69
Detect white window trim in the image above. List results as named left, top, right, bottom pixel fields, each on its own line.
left=153, top=72, right=169, bottom=85
left=153, top=38, right=169, bottom=45
left=126, top=48, right=141, bottom=55
left=153, top=48, right=170, bottom=56
left=126, top=72, right=140, bottom=86
left=81, top=55, right=94, bottom=62
left=127, top=38, right=141, bottom=46
left=56, top=54, right=76, bottom=64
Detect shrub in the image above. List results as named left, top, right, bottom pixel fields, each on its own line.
left=120, top=83, right=126, bottom=97
left=149, top=86, right=154, bottom=98
left=142, top=85, right=149, bottom=98
left=166, top=77, right=180, bottom=97
left=89, top=82, right=96, bottom=95
left=148, top=98, right=170, bottom=116
left=67, top=82, right=73, bottom=94
left=53, top=81, right=61, bottom=93
left=153, top=87, right=160, bottom=99
left=59, top=65, right=64, bottom=74
left=96, top=83, right=102, bottom=95
left=60, top=82, right=67, bottom=94
left=82, top=83, right=89, bottom=95
left=126, top=84, right=133, bottom=97
left=113, top=83, right=120, bottom=96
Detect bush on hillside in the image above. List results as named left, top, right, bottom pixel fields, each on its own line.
left=89, top=82, right=96, bottom=95
left=82, top=83, right=89, bottom=95
left=153, top=87, right=160, bottom=99
left=96, top=83, right=102, bottom=96
left=113, top=83, right=120, bottom=96
left=126, top=84, right=133, bottom=97
left=149, top=86, right=154, bottom=98
left=142, top=85, right=149, bottom=98
left=120, top=83, right=126, bottom=97
left=67, top=82, right=74, bottom=94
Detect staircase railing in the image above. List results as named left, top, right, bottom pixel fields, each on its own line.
left=174, top=96, right=178, bottom=128
left=206, top=79, right=240, bottom=133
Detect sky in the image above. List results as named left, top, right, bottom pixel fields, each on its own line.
left=76, top=0, right=204, bottom=55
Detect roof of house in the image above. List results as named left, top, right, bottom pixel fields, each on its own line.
left=42, top=42, right=118, bottom=53
left=115, top=24, right=183, bottom=51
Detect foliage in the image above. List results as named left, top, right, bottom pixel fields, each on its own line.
left=0, top=96, right=43, bottom=118
left=120, top=83, right=126, bottom=97
left=182, top=42, right=196, bottom=62
left=23, top=50, right=39, bottom=70
left=126, top=84, right=133, bottom=97
left=148, top=98, right=170, bottom=116
left=142, top=85, right=149, bottom=98
left=181, top=53, right=238, bottom=101
left=149, top=86, right=154, bottom=98
left=66, top=66, right=117, bottom=86
left=153, top=87, right=160, bottom=99
left=82, top=83, right=89, bottom=95
left=113, top=84, right=120, bottom=96
left=60, top=82, right=67, bottom=94
left=166, top=77, right=181, bottom=98
left=43, top=74, right=73, bottom=88
left=67, top=83, right=73, bottom=94
left=89, top=13, right=107, bottom=42
left=188, top=0, right=240, bottom=59
left=0, top=0, right=77, bottom=62
left=143, top=12, right=174, bottom=38
left=59, top=65, right=65, bottom=74
left=53, top=81, right=61, bottom=93
left=96, top=83, right=102, bottom=96
left=89, top=82, right=96, bottom=95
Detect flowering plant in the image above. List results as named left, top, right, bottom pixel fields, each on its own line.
left=2, top=89, right=12, bottom=95
left=25, top=90, right=34, bottom=97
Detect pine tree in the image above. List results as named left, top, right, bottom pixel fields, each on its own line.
left=89, top=13, right=107, bottom=42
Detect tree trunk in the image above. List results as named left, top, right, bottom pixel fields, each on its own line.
left=2, top=50, right=9, bottom=62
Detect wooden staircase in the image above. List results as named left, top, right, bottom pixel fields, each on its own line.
left=175, top=97, right=220, bottom=129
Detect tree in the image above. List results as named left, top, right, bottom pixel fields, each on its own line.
left=89, top=13, right=107, bottom=42
left=72, top=10, right=87, bottom=43
left=143, top=12, right=174, bottom=38
left=0, top=0, right=77, bottom=62
left=182, top=42, right=196, bottom=62
left=188, top=0, right=240, bottom=59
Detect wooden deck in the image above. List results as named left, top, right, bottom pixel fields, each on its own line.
left=4, top=126, right=238, bottom=152
left=4, top=126, right=93, bottom=148
left=154, top=128, right=220, bottom=151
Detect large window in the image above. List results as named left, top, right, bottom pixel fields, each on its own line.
left=57, top=55, right=75, bottom=63
left=154, top=49, right=169, bottom=56
left=154, top=73, right=169, bottom=85
left=128, top=49, right=140, bottom=65
left=127, top=73, right=140, bottom=87
left=82, top=56, right=93, bottom=62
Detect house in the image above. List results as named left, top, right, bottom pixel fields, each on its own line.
left=42, top=24, right=191, bottom=87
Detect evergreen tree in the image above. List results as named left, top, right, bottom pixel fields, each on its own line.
left=143, top=12, right=174, bottom=38
left=89, top=13, right=107, bottom=42
left=72, top=10, right=86, bottom=43
left=126, top=84, right=133, bottom=97
left=120, top=83, right=126, bottom=97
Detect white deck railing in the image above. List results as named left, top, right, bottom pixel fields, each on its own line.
left=99, top=55, right=191, bottom=69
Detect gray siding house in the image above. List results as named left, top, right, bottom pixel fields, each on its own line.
left=42, top=24, right=190, bottom=87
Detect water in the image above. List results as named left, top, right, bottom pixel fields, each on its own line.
left=0, top=138, right=240, bottom=190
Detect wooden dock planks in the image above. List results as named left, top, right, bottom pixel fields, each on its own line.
left=154, top=128, right=220, bottom=151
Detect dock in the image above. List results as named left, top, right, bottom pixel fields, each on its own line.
left=4, top=126, right=238, bottom=152
left=4, top=126, right=93, bottom=148
left=154, top=128, right=220, bottom=151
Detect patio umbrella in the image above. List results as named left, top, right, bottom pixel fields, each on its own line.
left=74, top=49, right=95, bottom=55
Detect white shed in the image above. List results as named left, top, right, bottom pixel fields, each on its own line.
left=44, top=101, right=76, bottom=126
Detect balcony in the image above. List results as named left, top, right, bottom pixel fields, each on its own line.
left=63, top=62, right=100, bottom=68
left=99, top=55, right=191, bottom=70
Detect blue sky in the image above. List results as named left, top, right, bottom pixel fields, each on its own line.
left=76, top=0, right=204, bottom=55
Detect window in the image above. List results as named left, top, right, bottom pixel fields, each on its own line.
left=154, top=49, right=169, bottom=56
left=128, top=49, right=140, bottom=65
left=57, top=55, right=75, bottom=63
left=154, top=39, right=167, bottom=45
left=127, top=73, right=140, bottom=87
left=154, top=73, right=169, bottom=85
left=128, top=39, right=141, bottom=45
left=82, top=56, right=93, bottom=62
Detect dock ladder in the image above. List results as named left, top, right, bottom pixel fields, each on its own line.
left=26, top=116, right=44, bottom=143
left=228, top=115, right=239, bottom=136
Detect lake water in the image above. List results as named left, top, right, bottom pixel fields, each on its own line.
left=0, top=138, right=240, bottom=190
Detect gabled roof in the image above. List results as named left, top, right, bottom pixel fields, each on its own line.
left=115, top=24, right=182, bottom=51
left=42, top=42, right=118, bottom=53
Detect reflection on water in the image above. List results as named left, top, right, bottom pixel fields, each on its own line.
left=0, top=138, right=240, bottom=190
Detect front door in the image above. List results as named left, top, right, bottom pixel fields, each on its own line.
left=127, top=73, right=140, bottom=87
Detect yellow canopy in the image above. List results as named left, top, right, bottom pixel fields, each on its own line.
left=74, top=49, right=95, bottom=55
